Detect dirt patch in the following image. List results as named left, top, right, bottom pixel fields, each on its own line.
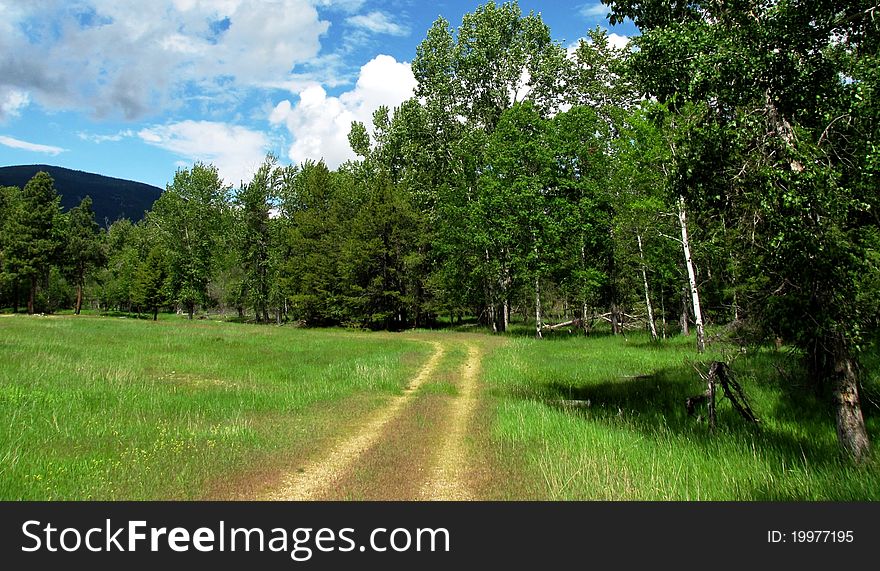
left=259, top=340, right=444, bottom=500
left=203, top=392, right=387, bottom=500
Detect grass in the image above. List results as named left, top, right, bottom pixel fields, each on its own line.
left=4, top=312, right=878, bottom=501
left=0, top=314, right=430, bottom=500
left=483, top=332, right=880, bottom=500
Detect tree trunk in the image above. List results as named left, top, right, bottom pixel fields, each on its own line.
left=611, top=303, right=621, bottom=336
left=153, top=307, right=158, bottom=321
left=660, top=288, right=667, bottom=339
left=188, top=303, right=194, bottom=320
left=503, top=298, right=510, bottom=332
left=637, top=232, right=658, bottom=341
left=828, top=339, right=871, bottom=462
left=28, top=275, right=37, bottom=314
left=75, top=281, right=84, bottom=315
left=680, top=285, right=690, bottom=336
left=678, top=196, right=705, bottom=352
left=535, top=275, right=543, bottom=339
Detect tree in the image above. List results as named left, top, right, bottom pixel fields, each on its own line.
left=6, top=172, right=64, bottom=314
left=410, top=1, right=568, bottom=331
left=607, top=0, right=880, bottom=460
left=0, top=185, right=23, bottom=310
left=132, top=245, right=168, bottom=321
left=149, top=164, right=227, bottom=319
left=64, top=196, right=106, bottom=314
left=234, top=156, right=279, bottom=323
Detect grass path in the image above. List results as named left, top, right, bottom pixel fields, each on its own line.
left=257, top=336, right=489, bottom=501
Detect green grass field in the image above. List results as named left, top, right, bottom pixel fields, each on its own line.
left=483, top=332, right=880, bottom=500
left=2, top=314, right=878, bottom=500
left=0, top=315, right=429, bottom=500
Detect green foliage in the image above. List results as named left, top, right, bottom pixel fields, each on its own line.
left=63, top=196, right=106, bottom=313
left=149, top=163, right=228, bottom=318
left=131, top=246, right=169, bottom=319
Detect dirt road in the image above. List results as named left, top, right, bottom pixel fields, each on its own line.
left=257, top=335, right=490, bottom=501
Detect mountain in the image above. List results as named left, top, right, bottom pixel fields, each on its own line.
left=0, top=164, right=163, bottom=225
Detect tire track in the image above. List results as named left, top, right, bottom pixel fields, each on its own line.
left=261, top=340, right=444, bottom=501
left=419, top=343, right=482, bottom=501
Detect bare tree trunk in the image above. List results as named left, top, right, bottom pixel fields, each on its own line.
left=188, top=302, right=194, bottom=320
left=75, top=282, right=84, bottom=315
left=611, top=303, right=621, bottom=335
left=733, top=289, right=739, bottom=322
left=28, top=275, right=36, bottom=314
left=678, top=196, right=705, bottom=352
left=637, top=232, right=658, bottom=341
left=829, top=339, right=871, bottom=462
left=535, top=275, right=543, bottom=339
left=660, top=288, right=667, bottom=339
left=485, top=249, right=498, bottom=334
left=680, top=285, right=690, bottom=336
left=503, top=298, right=510, bottom=331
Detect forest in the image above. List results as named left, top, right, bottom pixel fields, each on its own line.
left=0, top=1, right=878, bottom=463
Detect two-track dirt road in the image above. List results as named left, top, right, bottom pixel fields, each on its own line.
left=250, top=334, right=493, bottom=501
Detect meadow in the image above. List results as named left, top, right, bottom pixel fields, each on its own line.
left=0, top=314, right=429, bottom=500
left=1, top=314, right=878, bottom=500
left=483, top=331, right=880, bottom=500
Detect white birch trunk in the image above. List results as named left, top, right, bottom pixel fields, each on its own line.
left=535, top=275, right=543, bottom=339
left=637, top=232, right=658, bottom=341
left=678, top=196, right=706, bottom=352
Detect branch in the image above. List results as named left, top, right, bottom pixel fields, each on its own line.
left=818, top=114, right=852, bottom=147
left=657, top=231, right=683, bottom=245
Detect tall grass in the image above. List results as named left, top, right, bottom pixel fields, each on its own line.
left=484, top=333, right=880, bottom=500
left=0, top=315, right=429, bottom=500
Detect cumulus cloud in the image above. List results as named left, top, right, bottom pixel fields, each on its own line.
left=269, top=55, right=417, bottom=168
left=0, top=134, right=66, bottom=155
left=606, top=33, right=631, bottom=50
left=347, top=11, right=409, bottom=36
left=0, top=89, right=30, bottom=120
left=138, top=120, right=269, bottom=186
left=0, top=0, right=331, bottom=119
left=579, top=2, right=610, bottom=19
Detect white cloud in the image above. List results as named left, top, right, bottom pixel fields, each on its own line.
left=316, top=0, right=365, bottom=12
left=0, top=1, right=331, bottom=119
left=0, top=89, right=30, bottom=120
left=347, top=11, right=409, bottom=36
left=270, top=55, right=417, bottom=168
left=568, top=32, right=632, bottom=54
left=0, top=134, right=66, bottom=155
left=579, top=3, right=609, bottom=19
left=78, top=129, right=135, bottom=143
left=607, top=33, right=631, bottom=50
left=138, top=120, right=270, bottom=185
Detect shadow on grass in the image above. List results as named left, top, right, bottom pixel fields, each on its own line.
left=511, top=354, right=863, bottom=475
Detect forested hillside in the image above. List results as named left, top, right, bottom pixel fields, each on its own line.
left=0, top=1, right=877, bottom=460
left=0, top=165, right=162, bottom=224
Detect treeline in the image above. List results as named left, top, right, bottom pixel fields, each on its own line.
left=0, top=1, right=877, bottom=458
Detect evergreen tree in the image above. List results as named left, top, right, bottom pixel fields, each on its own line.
left=64, top=196, right=106, bottom=314
left=6, top=172, right=64, bottom=314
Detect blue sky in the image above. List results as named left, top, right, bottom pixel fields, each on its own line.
left=0, top=1, right=637, bottom=189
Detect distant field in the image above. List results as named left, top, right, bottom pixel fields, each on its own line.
left=484, top=333, right=880, bottom=500
left=0, top=315, right=428, bottom=500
